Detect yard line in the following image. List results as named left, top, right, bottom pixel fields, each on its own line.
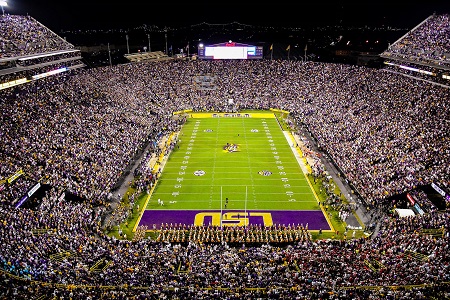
left=208, top=119, right=219, bottom=209
left=146, top=199, right=318, bottom=204
left=154, top=191, right=314, bottom=195
left=163, top=165, right=304, bottom=169
left=161, top=178, right=309, bottom=183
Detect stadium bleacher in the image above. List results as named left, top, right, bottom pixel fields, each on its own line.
left=0, top=15, right=84, bottom=90
left=380, top=13, right=450, bottom=86
left=0, top=12, right=449, bottom=299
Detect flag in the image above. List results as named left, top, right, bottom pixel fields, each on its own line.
left=304, top=44, right=307, bottom=51
left=286, top=45, right=290, bottom=51
left=269, top=44, right=273, bottom=51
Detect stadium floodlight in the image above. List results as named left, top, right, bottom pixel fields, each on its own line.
left=0, top=1, right=6, bottom=15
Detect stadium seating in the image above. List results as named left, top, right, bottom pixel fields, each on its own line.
left=0, top=12, right=449, bottom=299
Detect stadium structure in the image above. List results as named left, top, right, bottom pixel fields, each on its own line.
left=0, top=12, right=449, bottom=299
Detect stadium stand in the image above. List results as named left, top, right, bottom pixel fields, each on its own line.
left=0, top=14, right=85, bottom=90
left=0, top=12, right=449, bottom=299
left=380, top=13, right=450, bottom=86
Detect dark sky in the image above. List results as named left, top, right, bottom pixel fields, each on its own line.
left=3, top=1, right=449, bottom=31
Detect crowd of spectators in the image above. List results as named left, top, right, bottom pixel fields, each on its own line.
left=407, top=189, right=438, bottom=214
left=1, top=15, right=84, bottom=90
left=0, top=57, right=448, bottom=298
left=0, top=12, right=449, bottom=299
left=0, top=186, right=449, bottom=298
left=1, top=58, right=448, bottom=209
left=381, top=13, right=450, bottom=67
left=1, top=62, right=184, bottom=206
left=0, top=14, right=74, bottom=59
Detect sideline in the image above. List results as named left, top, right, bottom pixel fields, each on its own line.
left=132, top=132, right=178, bottom=232
left=283, top=131, right=334, bottom=232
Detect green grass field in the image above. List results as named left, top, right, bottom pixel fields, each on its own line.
left=147, top=113, right=320, bottom=210
left=148, top=112, right=319, bottom=213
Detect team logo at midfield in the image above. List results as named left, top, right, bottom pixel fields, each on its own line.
left=223, top=143, right=239, bottom=153
left=258, top=170, right=272, bottom=176
left=251, top=129, right=259, bottom=132
left=194, top=170, right=206, bottom=176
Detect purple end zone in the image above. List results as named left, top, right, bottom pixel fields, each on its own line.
left=139, top=210, right=330, bottom=230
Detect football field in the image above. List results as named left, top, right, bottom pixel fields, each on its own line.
left=138, top=112, right=331, bottom=230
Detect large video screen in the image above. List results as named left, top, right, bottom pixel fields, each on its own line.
left=198, top=41, right=263, bottom=60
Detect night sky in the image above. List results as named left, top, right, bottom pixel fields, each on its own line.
left=3, top=1, right=449, bottom=31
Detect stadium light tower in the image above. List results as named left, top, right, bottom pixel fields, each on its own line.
left=0, top=1, right=7, bottom=15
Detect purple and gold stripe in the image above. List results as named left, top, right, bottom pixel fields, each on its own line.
left=139, top=210, right=330, bottom=230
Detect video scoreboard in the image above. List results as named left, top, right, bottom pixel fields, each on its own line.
left=197, top=41, right=263, bottom=60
